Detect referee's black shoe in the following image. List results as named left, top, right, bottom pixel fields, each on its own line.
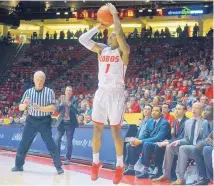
left=56, top=167, right=64, bottom=175
left=11, top=166, right=23, bottom=172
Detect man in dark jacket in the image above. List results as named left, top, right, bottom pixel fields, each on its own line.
left=124, top=106, right=171, bottom=178
left=124, top=105, right=153, bottom=175
left=55, top=86, right=78, bottom=165
left=151, top=103, right=188, bottom=179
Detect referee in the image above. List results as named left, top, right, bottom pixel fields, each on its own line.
left=11, top=71, right=64, bottom=175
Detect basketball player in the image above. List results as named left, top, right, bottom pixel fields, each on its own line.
left=79, top=3, right=130, bottom=185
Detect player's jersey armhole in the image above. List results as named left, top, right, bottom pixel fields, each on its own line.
left=116, top=48, right=128, bottom=66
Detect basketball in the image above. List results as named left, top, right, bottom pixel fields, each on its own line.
left=97, top=5, right=114, bottom=26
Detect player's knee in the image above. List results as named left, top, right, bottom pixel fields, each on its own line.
left=111, top=126, right=122, bottom=140
left=93, top=123, right=104, bottom=134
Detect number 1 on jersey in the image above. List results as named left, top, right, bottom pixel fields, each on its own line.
left=105, top=64, right=110, bottom=73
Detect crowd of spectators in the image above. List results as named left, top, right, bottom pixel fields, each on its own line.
left=123, top=102, right=213, bottom=185
left=31, top=28, right=109, bottom=43
left=129, top=24, right=203, bottom=39
left=0, top=28, right=213, bottom=127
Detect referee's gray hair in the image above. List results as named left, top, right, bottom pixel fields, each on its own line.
left=34, top=71, right=46, bottom=79
left=66, top=86, right=72, bottom=89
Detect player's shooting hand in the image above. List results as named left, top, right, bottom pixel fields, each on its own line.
left=97, top=24, right=109, bottom=30
left=106, top=3, right=118, bottom=16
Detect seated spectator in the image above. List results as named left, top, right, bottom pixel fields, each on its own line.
left=14, top=117, right=20, bottom=125
left=78, top=103, right=86, bottom=115
left=85, top=115, right=93, bottom=125
left=156, top=84, right=164, bottom=95
left=126, top=97, right=141, bottom=113
left=178, top=81, right=188, bottom=95
left=194, top=105, right=213, bottom=185
left=162, top=103, right=175, bottom=130
left=187, top=90, right=198, bottom=108
left=143, top=90, right=152, bottom=105
left=8, top=116, right=16, bottom=125
left=198, top=88, right=206, bottom=98
left=171, top=102, right=209, bottom=185
left=3, top=107, right=9, bottom=116
left=177, top=91, right=187, bottom=106
left=164, top=79, right=171, bottom=90
left=77, top=115, right=85, bottom=125
left=124, top=105, right=153, bottom=175
left=124, top=106, right=171, bottom=178
left=152, top=103, right=188, bottom=180
left=187, top=80, right=196, bottom=96
left=199, top=65, right=209, bottom=80
left=135, top=106, right=171, bottom=178
left=84, top=103, right=92, bottom=116
left=163, top=90, right=173, bottom=106
left=150, top=83, right=157, bottom=97
left=20, top=116, right=26, bottom=125
left=0, top=111, right=3, bottom=118
left=150, top=96, right=160, bottom=107
left=176, top=81, right=182, bottom=91
left=207, top=70, right=213, bottom=82
left=200, top=95, right=208, bottom=110
left=205, top=81, right=213, bottom=99
left=171, top=90, right=178, bottom=109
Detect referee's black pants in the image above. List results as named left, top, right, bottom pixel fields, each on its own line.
left=15, top=115, right=62, bottom=168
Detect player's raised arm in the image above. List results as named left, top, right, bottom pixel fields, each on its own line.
left=79, top=24, right=107, bottom=54
left=106, top=3, right=130, bottom=63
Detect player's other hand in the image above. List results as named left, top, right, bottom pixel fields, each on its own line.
left=106, top=3, right=118, bottom=16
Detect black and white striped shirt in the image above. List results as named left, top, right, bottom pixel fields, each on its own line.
left=21, top=87, right=56, bottom=117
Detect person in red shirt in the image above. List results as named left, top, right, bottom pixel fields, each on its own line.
left=205, top=82, right=213, bottom=99
left=178, top=80, right=188, bottom=95
left=163, top=89, right=173, bottom=106
left=164, top=79, right=171, bottom=90
left=8, top=93, right=15, bottom=103
left=176, top=81, right=182, bottom=92
left=0, top=111, right=3, bottom=118
left=162, top=103, right=175, bottom=134
left=175, top=68, right=182, bottom=79
left=127, top=97, right=141, bottom=113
